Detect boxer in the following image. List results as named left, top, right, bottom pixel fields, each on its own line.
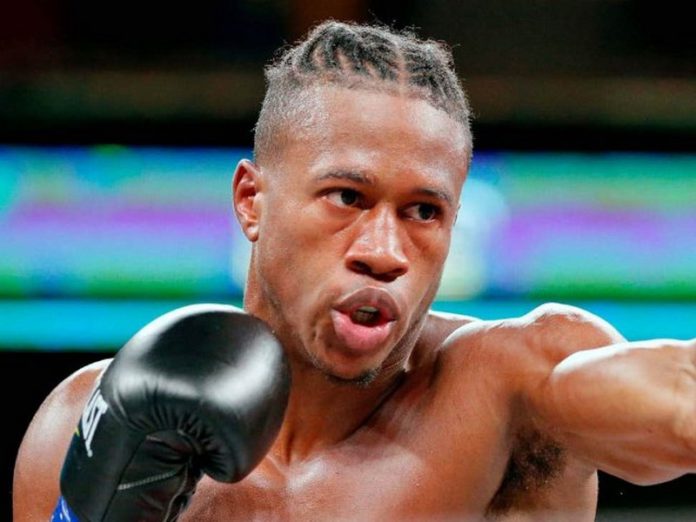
left=14, top=21, right=696, bottom=521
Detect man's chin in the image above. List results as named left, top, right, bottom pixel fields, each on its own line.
left=325, top=367, right=380, bottom=388
left=305, top=348, right=382, bottom=388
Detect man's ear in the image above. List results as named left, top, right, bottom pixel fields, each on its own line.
left=232, top=159, right=264, bottom=242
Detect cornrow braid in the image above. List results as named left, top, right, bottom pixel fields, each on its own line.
left=254, top=20, right=472, bottom=163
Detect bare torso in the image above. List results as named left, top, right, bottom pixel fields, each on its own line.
left=14, top=308, right=602, bottom=521
left=181, top=384, right=596, bottom=522
left=180, top=313, right=598, bottom=521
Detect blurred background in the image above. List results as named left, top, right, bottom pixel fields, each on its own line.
left=1, top=0, right=694, bottom=520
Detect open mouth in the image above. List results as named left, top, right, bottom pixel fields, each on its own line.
left=330, top=287, right=400, bottom=353
left=350, top=306, right=383, bottom=326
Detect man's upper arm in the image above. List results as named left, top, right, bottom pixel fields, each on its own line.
left=13, top=359, right=110, bottom=521
left=521, top=304, right=696, bottom=485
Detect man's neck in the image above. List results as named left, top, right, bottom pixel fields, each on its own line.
left=270, top=358, right=406, bottom=464
left=242, top=274, right=435, bottom=464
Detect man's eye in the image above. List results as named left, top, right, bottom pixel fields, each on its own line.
left=404, top=203, right=440, bottom=222
left=326, top=189, right=361, bottom=207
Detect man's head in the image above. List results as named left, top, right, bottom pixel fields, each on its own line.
left=234, top=21, right=472, bottom=386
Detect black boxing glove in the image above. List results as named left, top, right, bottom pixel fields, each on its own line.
left=51, top=304, right=290, bottom=522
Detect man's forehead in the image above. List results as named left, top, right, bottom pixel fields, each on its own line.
left=294, top=85, right=471, bottom=158
left=260, top=85, right=471, bottom=189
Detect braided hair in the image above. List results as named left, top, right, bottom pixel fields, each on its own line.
left=254, top=21, right=472, bottom=163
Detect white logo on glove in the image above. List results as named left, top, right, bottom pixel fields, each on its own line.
left=81, top=388, right=109, bottom=458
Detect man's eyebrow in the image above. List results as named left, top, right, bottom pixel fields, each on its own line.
left=413, top=187, right=454, bottom=206
left=315, top=170, right=375, bottom=185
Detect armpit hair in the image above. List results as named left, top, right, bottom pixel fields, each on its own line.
left=486, top=430, right=566, bottom=517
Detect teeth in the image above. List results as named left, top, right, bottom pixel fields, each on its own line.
left=351, top=306, right=380, bottom=325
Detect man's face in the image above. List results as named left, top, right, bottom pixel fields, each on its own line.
left=238, top=86, right=469, bottom=383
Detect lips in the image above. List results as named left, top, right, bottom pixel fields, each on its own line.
left=330, top=287, right=400, bottom=353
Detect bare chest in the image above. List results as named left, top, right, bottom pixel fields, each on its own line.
left=179, top=425, right=586, bottom=521
left=181, top=444, right=496, bottom=521
left=179, top=346, right=596, bottom=521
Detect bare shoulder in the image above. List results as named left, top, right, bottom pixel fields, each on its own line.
left=408, top=309, right=480, bottom=368
left=13, top=359, right=112, bottom=521
left=425, top=309, right=481, bottom=346
left=438, top=302, right=626, bottom=377
left=516, top=302, right=626, bottom=361
left=428, top=302, right=628, bottom=431
left=433, top=303, right=628, bottom=445
left=430, top=305, right=626, bottom=516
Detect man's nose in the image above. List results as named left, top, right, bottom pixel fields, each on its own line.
left=345, top=207, right=409, bottom=282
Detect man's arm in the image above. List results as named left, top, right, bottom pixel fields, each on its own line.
left=13, top=359, right=110, bottom=521
left=523, top=305, right=696, bottom=485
